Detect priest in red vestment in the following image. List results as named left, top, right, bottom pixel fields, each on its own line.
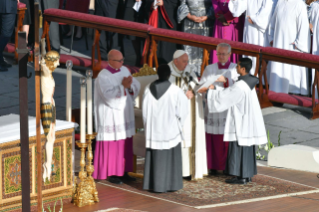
left=199, top=43, right=238, bottom=175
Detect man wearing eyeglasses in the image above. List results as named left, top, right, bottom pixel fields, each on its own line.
left=93, top=49, right=141, bottom=185
left=168, top=50, right=207, bottom=181
left=198, top=43, right=238, bottom=176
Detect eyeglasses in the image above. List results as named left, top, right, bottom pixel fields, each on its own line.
left=112, top=58, right=125, bottom=63
left=216, top=53, right=230, bottom=56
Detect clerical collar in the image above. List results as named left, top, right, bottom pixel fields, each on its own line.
left=106, top=64, right=120, bottom=74
left=169, top=61, right=183, bottom=77
left=218, top=60, right=231, bottom=69
left=238, top=74, right=259, bottom=90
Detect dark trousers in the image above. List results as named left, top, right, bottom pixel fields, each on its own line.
left=0, top=13, right=16, bottom=62
left=95, top=0, right=122, bottom=59
left=38, top=0, right=60, bottom=52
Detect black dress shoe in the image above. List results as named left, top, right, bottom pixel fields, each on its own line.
left=0, top=65, right=8, bottom=72
left=0, top=60, right=11, bottom=68
left=73, top=35, right=83, bottom=41
left=246, top=177, right=252, bottom=182
left=209, top=169, right=218, bottom=175
left=225, top=177, right=247, bottom=184
left=108, top=176, right=123, bottom=184
left=121, top=172, right=136, bottom=181
left=183, top=176, right=192, bottom=180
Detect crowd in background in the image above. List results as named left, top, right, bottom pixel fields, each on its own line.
left=1, top=0, right=318, bottom=98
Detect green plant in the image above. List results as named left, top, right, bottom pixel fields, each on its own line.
left=256, top=130, right=281, bottom=160
left=42, top=198, right=63, bottom=212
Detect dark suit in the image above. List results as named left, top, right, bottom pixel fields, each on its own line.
left=37, top=0, right=60, bottom=52
left=0, top=0, right=17, bottom=64
left=95, top=0, right=123, bottom=59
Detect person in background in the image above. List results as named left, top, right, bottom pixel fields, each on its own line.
left=0, top=0, right=17, bottom=72
left=38, top=0, right=61, bottom=53
left=145, top=0, right=180, bottom=64
left=309, top=0, right=319, bottom=99
left=95, top=0, right=123, bottom=60
left=228, top=0, right=275, bottom=75
left=268, top=0, right=310, bottom=95
left=177, top=0, right=214, bottom=76
left=210, top=0, right=244, bottom=64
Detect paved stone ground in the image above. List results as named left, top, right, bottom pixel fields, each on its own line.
left=1, top=37, right=319, bottom=162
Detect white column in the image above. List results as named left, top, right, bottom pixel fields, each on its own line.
left=66, top=60, right=73, bottom=122
left=86, top=70, right=93, bottom=135
left=80, top=77, right=87, bottom=143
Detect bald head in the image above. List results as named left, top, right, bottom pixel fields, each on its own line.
left=108, top=49, right=124, bottom=69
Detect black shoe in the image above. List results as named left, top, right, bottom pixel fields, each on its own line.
left=121, top=172, right=136, bottom=181
left=73, top=35, right=83, bottom=41
left=209, top=169, right=218, bottom=175
left=108, top=176, right=123, bottom=184
left=225, top=177, right=247, bottom=184
left=246, top=177, right=252, bottom=183
left=0, top=60, right=11, bottom=68
left=0, top=64, right=8, bottom=72
left=183, top=176, right=192, bottom=180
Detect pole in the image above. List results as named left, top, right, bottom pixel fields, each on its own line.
left=34, top=3, right=42, bottom=212
left=18, top=31, right=31, bottom=212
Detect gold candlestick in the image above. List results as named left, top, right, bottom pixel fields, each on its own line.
left=86, top=133, right=99, bottom=203
left=72, top=140, right=98, bottom=207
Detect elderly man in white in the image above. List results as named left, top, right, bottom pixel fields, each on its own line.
left=168, top=50, right=207, bottom=180
left=199, top=43, right=239, bottom=175
left=93, top=49, right=141, bottom=184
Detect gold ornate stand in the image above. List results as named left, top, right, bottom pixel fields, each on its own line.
left=72, top=135, right=99, bottom=207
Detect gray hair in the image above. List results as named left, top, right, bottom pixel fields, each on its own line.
left=216, top=43, right=231, bottom=53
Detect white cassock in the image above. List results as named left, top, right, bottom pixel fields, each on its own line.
left=268, top=0, right=310, bottom=95
left=207, top=79, right=267, bottom=146
left=142, top=83, right=189, bottom=192
left=228, top=0, right=274, bottom=75
left=94, top=66, right=141, bottom=141
left=310, top=2, right=319, bottom=99
left=207, top=75, right=267, bottom=178
left=168, top=61, right=208, bottom=180
left=200, top=62, right=238, bottom=134
left=143, top=84, right=189, bottom=150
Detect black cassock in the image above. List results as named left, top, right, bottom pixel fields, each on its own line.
left=225, top=142, right=257, bottom=178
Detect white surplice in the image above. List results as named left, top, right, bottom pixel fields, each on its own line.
left=310, top=2, right=319, bottom=99
left=207, top=80, right=267, bottom=146
left=229, top=0, right=274, bottom=75
left=268, top=0, right=310, bottom=95
left=143, top=84, right=189, bottom=150
left=168, top=61, right=208, bottom=179
left=94, top=66, right=141, bottom=141
left=200, top=63, right=238, bottom=134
